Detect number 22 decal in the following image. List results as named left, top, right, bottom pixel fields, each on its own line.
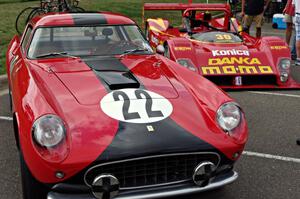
left=101, top=89, right=173, bottom=124
left=113, top=90, right=164, bottom=120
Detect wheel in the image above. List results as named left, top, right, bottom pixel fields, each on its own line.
left=164, top=44, right=170, bottom=59
left=20, top=153, right=49, bottom=199
left=72, top=6, right=85, bottom=12
left=15, top=7, right=38, bottom=34
left=145, top=23, right=150, bottom=40
left=8, top=86, right=12, bottom=111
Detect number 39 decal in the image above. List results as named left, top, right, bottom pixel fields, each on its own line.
left=101, top=89, right=173, bottom=123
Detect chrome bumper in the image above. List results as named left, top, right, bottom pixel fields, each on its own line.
left=48, top=171, right=238, bottom=199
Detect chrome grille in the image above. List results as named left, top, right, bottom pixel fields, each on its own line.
left=84, top=152, right=220, bottom=190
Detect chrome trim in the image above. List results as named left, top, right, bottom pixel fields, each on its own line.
left=48, top=171, right=238, bottom=199
left=115, top=171, right=238, bottom=199
left=84, top=152, right=221, bottom=190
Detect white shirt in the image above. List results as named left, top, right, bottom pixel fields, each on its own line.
left=293, top=0, right=300, bottom=14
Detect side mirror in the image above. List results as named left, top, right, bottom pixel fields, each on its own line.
left=156, top=45, right=165, bottom=55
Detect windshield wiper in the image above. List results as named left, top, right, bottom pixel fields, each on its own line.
left=35, top=52, right=77, bottom=59
left=120, top=48, right=150, bottom=58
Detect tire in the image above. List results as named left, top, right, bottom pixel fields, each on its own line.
left=20, top=153, right=49, bottom=199
left=145, top=23, right=150, bottom=40
left=8, top=87, right=12, bottom=112
left=164, top=44, right=170, bottom=59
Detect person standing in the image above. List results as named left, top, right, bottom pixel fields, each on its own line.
left=284, top=0, right=296, bottom=60
left=293, top=0, right=300, bottom=66
left=241, top=0, right=271, bottom=38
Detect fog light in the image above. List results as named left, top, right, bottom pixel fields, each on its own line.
left=232, top=152, right=240, bottom=159
left=55, top=171, right=65, bottom=179
left=280, top=72, right=288, bottom=82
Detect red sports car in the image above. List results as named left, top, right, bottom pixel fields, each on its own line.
left=144, top=2, right=299, bottom=89
left=6, top=11, right=248, bottom=199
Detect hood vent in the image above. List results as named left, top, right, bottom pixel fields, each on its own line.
left=94, top=70, right=140, bottom=90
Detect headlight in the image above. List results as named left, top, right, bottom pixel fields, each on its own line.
left=279, top=59, right=291, bottom=70
left=176, top=59, right=197, bottom=72
left=217, top=102, right=241, bottom=132
left=32, top=115, right=66, bottom=148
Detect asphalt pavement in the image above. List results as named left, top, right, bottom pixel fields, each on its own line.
left=0, top=23, right=299, bottom=199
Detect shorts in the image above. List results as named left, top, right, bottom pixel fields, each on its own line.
left=296, top=15, right=300, bottom=41
left=284, top=14, right=293, bottom=23
left=243, top=13, right=264, bottom=28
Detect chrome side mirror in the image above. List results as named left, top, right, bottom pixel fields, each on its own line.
left=156, top=45, right=165, bottom=55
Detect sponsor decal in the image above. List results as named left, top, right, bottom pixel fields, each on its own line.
left=101, top=89, right=173, bottom=123
left=270, top=46, right=288, bottom=50
left=175, top=47, right=192, bottom=51
left=212, top=49, right=250, bottom=57
left=201, top=57, right=273, bottom=75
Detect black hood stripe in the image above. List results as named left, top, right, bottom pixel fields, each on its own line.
left=72, top=13, right=107, bottom=25
left=83, top=57, right=142, bottom=90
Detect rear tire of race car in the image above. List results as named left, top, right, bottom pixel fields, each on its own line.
left=20, top=153, right=49, bottom=199
left=164, top=44, right=170, bottom=58
left=145, top=23, right=149, bottom=40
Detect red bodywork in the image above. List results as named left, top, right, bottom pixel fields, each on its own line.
left=6, top=12, right=247, bottom=189
left=144, top=3, right=299, bottom=89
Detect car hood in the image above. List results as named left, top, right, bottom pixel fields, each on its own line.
left=32, top=55, right=179, bottom=105
left=172, top=39, right=277, bottom=76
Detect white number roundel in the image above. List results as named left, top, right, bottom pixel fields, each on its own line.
left=100, top=89, right=173, bottom=123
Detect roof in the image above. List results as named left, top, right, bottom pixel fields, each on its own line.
left=31, top=12, right=136, bottom=27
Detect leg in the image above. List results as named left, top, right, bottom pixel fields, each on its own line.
left=292, top=33, right=296, bottom=59
left=284, top=14, right=293, bottom=44
left=256, top=28, right=262, bottom=38
left=243, top=15, right=253, bottom=35
left=254, top=13, right=263, bottom=38
left=285, top=23, right=293, bottom=44
left=295, top=21, right=300, bottom=65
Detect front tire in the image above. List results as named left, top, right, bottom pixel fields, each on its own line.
left=20, top=154, right=49, bottom=199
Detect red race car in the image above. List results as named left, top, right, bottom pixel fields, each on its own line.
left=144, top=2, right=299, bottom=89
left=7, top=7, right=248, bottom=199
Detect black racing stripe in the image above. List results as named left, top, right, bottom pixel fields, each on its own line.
left=83, top=57, right=142, bottom=90
left=72, top=13, right=107, bottom=25
left=84, top=58, right=130, bottom=71
left=99, top=118, right=217, bottom=161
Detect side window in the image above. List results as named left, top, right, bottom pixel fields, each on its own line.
left=21, top=26, right=33, bottom=53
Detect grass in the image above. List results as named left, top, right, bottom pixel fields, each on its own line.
left=0, top=0, right=221, bottom=75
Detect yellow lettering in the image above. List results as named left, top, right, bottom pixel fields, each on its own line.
left=231, top=57, right=244, bottom=65
left=222, top=57, right=232, bottom=65
left=259, top=66, right=273, bottom=74
left=223, top=66, right=236, bottom=74
left=202, top=67, right=221, bottom=75
left=250, top=58, right=261, bottom=65
left=208, top=58, right=220, bottom=65
left=238, top=66, right=258, bottom=74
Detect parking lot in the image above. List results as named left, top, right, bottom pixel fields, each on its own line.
left=0, top=23, right=299, bottom=199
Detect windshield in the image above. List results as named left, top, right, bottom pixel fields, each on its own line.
left=191, top=31, right=242, bottom=43
left=28, top=25, right=153, bottom=58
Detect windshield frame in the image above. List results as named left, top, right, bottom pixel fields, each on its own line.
left=26, top=24, right=154, bottom=60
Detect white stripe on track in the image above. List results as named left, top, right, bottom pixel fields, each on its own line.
left=0, top=116, right=13, bottom=121
left=0, top=89, right=9, bottom=96
left=243, top=151, right=300, bottom=164
left=248, top=91, right=300, bottom=98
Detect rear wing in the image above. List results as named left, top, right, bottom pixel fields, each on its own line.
left=142, top=2, right=232, bottom=28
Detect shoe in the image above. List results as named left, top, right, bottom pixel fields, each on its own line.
left=295, top=59, right=300, bottom=66
left=297, top=139, right=300, bottom=145
left=292, top=54, right=297, bottom=61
